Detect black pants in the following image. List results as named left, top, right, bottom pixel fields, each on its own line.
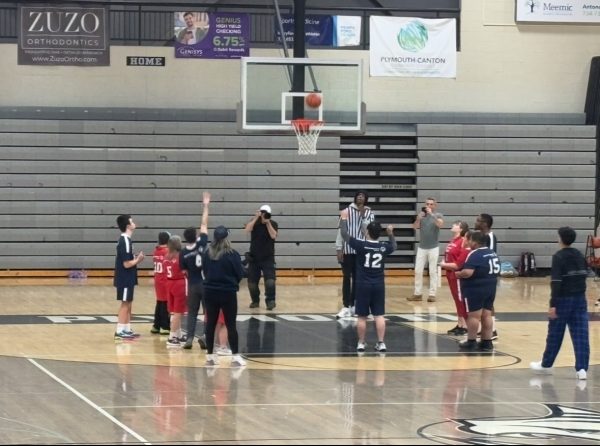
left=247, top=259, right=276, bottom=304
left=204, top=289, right=238, bottom=355
left=186, top=282, right=204, bottom=339
left=152, top=301, right=170, bottom=330
left=341, top=254, right=357, bottom=308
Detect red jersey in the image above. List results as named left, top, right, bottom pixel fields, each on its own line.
left=445, top=236, right=464, bottom=263
left=163, top=255, right=186, bottom=281
left=153, top=245, right=169, bottom=301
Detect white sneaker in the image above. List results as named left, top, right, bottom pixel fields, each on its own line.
left=336, top=307, right=352, bottom=319
left=374, top=342, right=387, bottom=352
left=356, top=342, right=366, bottom=352
left=216, top=346, right=233, bottom=356
left=576, top=369, right=587, bottom=380
left=231, top=355, right=247, bottom=367
left=530, top=361, right=553, bottom=375
left=205, top=354, right=219, bottom=366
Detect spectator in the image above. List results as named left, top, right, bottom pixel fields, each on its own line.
left=408, top=198, right=444, bottom=303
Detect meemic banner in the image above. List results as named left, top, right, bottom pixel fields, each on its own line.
left=516, top=0, right=600, bottom=24
left=370, top=17, right=456, bottom=78
left=18, top=5, right=110, bottom=66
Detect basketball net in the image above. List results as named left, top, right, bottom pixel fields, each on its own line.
left=291, top=119, right=324, bottom=155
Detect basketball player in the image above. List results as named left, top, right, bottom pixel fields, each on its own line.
left=475, top=213, right=499, bottom=340
left=114, top=214, right=144, bottom=340
left=180, top=192, right=210, bottom=349
left=163, top=235, right=187, bottom=347
left=151, top=231, right=171, bottom=335
left=455, top=231, right=499, bottom=351
left=339, top=208, right=395, bottom=352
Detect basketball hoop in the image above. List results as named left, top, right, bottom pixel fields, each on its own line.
left=291, top=119, right=324, bottom=155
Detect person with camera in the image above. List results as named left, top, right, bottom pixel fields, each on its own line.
left=244, top=204, right=279, bottom=311
left=408, top=197, right=444, bottom=303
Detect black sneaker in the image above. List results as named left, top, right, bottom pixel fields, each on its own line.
left=266, top=301, right=276, bottom=311
left=150, top=327, right=160, bottom=334
left=197, top=334, right=207, bottom=350
left=249, top=301, right=259, bottom=309
left=491, top=330, right=498, bottom=340
left=183, top=338, right=193, bottom=349
left=447, top=325, right=460, bottom=335
left=458, top=339, right=478, bottom=351
left=455, top=327, right=468, bottom=336
left=478, top=340, right=494, bottom=351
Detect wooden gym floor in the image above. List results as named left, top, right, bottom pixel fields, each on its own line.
left=1, top=275, right=599, bottom=444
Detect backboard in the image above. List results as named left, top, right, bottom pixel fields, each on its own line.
left=238, top=57, right=364, bottom=134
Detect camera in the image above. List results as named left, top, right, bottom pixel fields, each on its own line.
left=261, top=211, right=271, bottom=219
left=421, top=207, right=428, bottom=213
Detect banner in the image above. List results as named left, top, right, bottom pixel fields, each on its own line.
left=18, top=5, right=110, bottom=66
left=516, top=0, right=600, bottom=24
left=174, top=12, right=250, bottom=59
left=369, top=17, right=456, bottom=78
left=333, top=16, right=362, bottom=47
left=276, top=14, right=333, bottom=46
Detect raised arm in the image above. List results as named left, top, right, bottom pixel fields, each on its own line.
left=339, top=208, right=350, bottom=242
left=244, top=210, right=261, bottom=233
left=199, top=191, right=210, bottom=234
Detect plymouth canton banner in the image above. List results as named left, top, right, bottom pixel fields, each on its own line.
left=369, top=17, right=456, bottom=78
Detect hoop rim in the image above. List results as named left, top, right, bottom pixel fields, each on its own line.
left=291, top=118, right=325, bottom=132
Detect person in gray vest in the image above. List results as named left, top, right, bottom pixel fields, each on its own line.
left=408, top=197, right=444, bottom=302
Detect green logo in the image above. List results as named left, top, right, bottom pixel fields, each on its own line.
left=397, top=20, right=428, bottom=52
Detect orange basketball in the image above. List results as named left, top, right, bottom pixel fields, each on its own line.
left=305, top=93, right=321, bottom=108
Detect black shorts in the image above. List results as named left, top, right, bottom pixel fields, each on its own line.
left=355, top=283, right=385, bottom=317
left=116, top=287, right=135, bottom=302
left=463, top=287, right=495, bottom=312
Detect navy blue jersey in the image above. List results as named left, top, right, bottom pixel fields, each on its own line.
left=114, top=234, right=138, bottom=288
left=461, top=247, right=499, bottom=292
left=348, top=238, right=395, bottom=285
left=180, top=233, right=208, bottom=285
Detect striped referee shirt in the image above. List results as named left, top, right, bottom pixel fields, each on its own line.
left=336, top=203, right=375, bottom=255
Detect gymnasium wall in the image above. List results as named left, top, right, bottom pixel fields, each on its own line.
left=0, top=1, right=599, bottom=114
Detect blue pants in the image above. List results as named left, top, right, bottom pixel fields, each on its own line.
left=541, top=294, right=589, bottom=371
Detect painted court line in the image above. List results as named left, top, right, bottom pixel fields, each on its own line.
left=27, top=357, right=152, bottom=445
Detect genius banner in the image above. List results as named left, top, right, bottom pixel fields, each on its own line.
left=174, top=12, right=250, bottom=59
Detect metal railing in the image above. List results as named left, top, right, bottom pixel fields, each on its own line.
left=0, top=2, right=461, bottom=49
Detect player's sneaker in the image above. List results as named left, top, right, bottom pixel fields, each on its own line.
left=336, top=307, right=352, bottom=319
left=530, top=361, right=553, bottom=375
left=205, top=354, right=219, bottom=366
left=216, top=346, right=232, bottom=356
left=478, top=340, right=494, bottom=352
left=374, top=342, right=387, bottom=352
left=491, top=330, right=499, bottom=340
left=166, top=338, right=181, bottom=347
left=183, top=338, right=194, bottom=349
left=197, top=334, right=207, bottom=350
left=458, top=339, right=478, bottom=351
left=150, top=327, right=160, bottom=334
left=231, top=355, right=247, bottom=367
left=114, top=331, right=135, bottom=340
left=407, top=294, right=422, bottom=302
left=356, top=342, right=366, bottom=352
left=159, top=328, right=170, bottom=335
left=249, top=301, right=259, bottom=309
left=576, top=369, right=587, bottom=380
left=123, top=330, right=140, bottom=338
